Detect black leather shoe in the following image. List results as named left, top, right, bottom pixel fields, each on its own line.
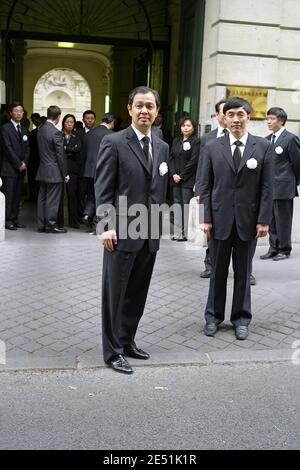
left=124, top=345, right=150, bottom=360
left=45, top=227, right=67, bottom=234
left=273, top=252, right=290, bottom=261
left=250, top=274, right=256, bottom=286
left=177, top=236, right=187, bottom=242
left=260, top=250, right=277, bottom=260
left=235, top=325, right=249, bottom=340
left=171, top=236, right=178, bottom=241
left=108, top=355, right=133, bottom=374
left=37, top=227, right=46, bottom=233
left=15, top=222, right=26, bottom=228
left=71, top=224, right=80, bottom=229
left=204, top=322, right=218, bottom=337
left=200, top=268, right=212, bottom=279
left=5, top=224, right=17, bottom=230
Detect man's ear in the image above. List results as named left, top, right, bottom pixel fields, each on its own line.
left=127, top=104, right=132, bottom=116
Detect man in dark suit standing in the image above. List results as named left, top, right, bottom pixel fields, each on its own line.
left=76, top=110, right=96, bottom=222
left=0, top=102, right=30, bottom=230
left=95, top=86, right=169, bottom=373
left=197, top=97, right=273, bottom=341
left=83, top=113, right=115, bottom=233
left=260, top=107, right=300, bottom=261
left=35, top=105, right=69, bottom=233
left=195, top=100, right=227, bottom=278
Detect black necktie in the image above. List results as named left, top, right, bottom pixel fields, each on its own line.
left=222, top=128, right=229, bottom=136
left=233, top=140, right=242, bottom=172
left=16, top=124, right=22, bottom=140
left=271, top=134, right=276, bottom=144
left=142, top=136, right=152, bottom=173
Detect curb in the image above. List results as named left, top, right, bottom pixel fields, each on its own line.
left=0, top=348, right=294, bottom=373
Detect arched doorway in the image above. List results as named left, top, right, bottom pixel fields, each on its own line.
left=33, top=68, right=91, bottom=120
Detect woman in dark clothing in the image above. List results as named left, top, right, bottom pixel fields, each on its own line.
left=62, top=114, right=81, bottom=228
left=169, top=116, right=200, bottom=241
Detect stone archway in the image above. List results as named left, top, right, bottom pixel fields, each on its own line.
left=33, top=68, right=91, bottom=121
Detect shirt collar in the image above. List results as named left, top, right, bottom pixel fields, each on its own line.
left=217, top=125, right=227, bottom=138
left=273, top=127, right=285, bottom=139
left=11, top=119, right=21, bottom=129
left=131, top=124, right=152, bottom=143
left=229, top=131, right=248, bottom=147
left=46, top=119, right=56, bottom=126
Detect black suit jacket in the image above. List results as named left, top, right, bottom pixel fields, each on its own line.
left=84, top=125, right=113, bottom=178
left=169, top=135, right=200, bottom=188
left=198, top=133, right=274, bottom=241
left=95, top=125, right=169, bottom=252
left=36, top=121, right=67, bottom=183
left=194, top=128, right=219, bottom=196
left=64, top=133, right=81, bottom=175
left=266, top=129, right=300, bottom=199
left=0, top=121, right=30, bottom=177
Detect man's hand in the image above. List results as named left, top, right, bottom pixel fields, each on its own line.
left=172, top=174, right=181, bottom=184
left=200, top=222, right=212, bottom=238
left=256, top=224, right=269, bottom=238
left=195, top=196, right=200, bottom=203
left=19, top=161, right=27, bottom=172
left=64, top=175, right=70, bottom=183
left=101, top=230, right=118, bottom=252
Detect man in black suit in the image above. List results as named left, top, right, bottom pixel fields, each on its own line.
left=95, top=86, right=169, bottom=373
left=197, top=97, right=273, bottom=340
left=35, top=105, right=69, bottom=233
left=76, top=110, right=96, bottom=222
left=260, top=107, right=300, bottom=261
left=83, top=113, right=115, bottom=233
left=195, top=100, right=227, bottom=277
left=0, top=102, right=30, bottom=230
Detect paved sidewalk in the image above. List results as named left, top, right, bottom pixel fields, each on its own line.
left=0, top=207, right=300, bottom=370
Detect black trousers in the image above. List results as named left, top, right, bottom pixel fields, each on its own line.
left=37, top=182, right=63, bottom=229
left=84, top=177, right=96, bottom=219
left=78, top=177, right=88, bottom=219
left=1, top=174, right=25, bottom=224
left=66, top=174, right=80, bottom=226
left=205, top=223, right=256, bottom=327
left=269, top=199, right=293, bottom=254
left=102, top=242, right=156, bottom=363
left=172, top=186, right=194, bottom=237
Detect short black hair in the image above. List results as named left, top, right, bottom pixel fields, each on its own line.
left=101, top=113, right=115, bottom=124
left=267, top=107, right=287, bottom=125
left=30, top=112, right=40, bottom=120
left=47, top=105, right=61, bottom=120
left=179, top=115, right=197, bottom=135
left=83, top=110, right=96, bottom=119
left=223, top=97, right=252, bottom=115
left=8, top=102, right=24, bottom=112
left=215, top=99, right=227, bottom=113
left=128, top=86, right=160, bottom=108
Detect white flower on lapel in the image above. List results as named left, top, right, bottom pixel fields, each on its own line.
left=275, top=146, right=283, bottom=154
left=183, top=141, right=191, bottom=151
left=159, top=162, right=168, bottom=176
left=246, top=158, right=258, bottom=170
left=22, top=135, right=28, bottom=142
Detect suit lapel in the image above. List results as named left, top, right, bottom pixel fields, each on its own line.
left=273, top=129, right=287, bottom=148
left=151, top=130, right=162, bottom=180
left=220, top=136, right=236, bottom=173
left=126, top=127, right=151, bottom=175
left=238, top=134, right=256, bottom=173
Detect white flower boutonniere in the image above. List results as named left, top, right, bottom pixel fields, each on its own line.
left=22, top=135, right=28, bottom=142
left=159, top=162, right=168, bottom=176
left=246, top=158, right=258, bottom=170
left=275, top=146, right=283, bottom=154
left=183, top=141, right=191, bottom=151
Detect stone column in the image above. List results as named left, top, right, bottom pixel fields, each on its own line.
left=13, top=39, right=26, bottom=102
